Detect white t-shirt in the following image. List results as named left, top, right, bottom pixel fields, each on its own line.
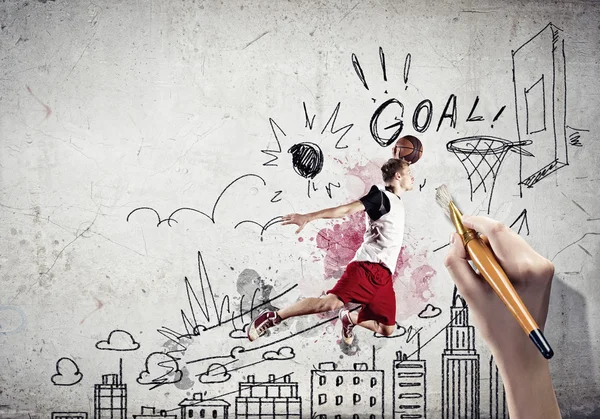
left=351, top=185, right=406, bottom=274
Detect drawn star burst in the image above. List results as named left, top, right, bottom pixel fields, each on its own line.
left=261, top=102, right=354, bottom=199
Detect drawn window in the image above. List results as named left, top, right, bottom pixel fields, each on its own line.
left=335, top=416, right=342, bottom=419
left=200, top=409, right=205, bottom=418
left=524, top=75, right=547, bottom=134
left=319, top=375, right=327, bottom=386
left=188, top=410, right=194, bottom=418
left=370, top=415, right=376, bottom=419
left=353, top=376, right=360, bottom=385
left=261, top=402, right=274, bottom=415
left=353, top=414, right=360, bottom=419
left=275, top=401, right=291, bottom=414
left=370, top=377, right=377, bottom=387
left=370, top=396, right=377, bottom=407
left=247, top=401, right=260, bottom=415
left=280, top=385, right=292, bottom=397
left=319, top=394, right=327, bottom=405
left=353, top=393, right=361, bottom=405
left=212, top=410, right=217, bottom=419
left=336, top=376, right=343, bottom=386
left=335, top=395, right=343, bottom=405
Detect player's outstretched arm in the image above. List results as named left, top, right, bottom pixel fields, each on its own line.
left=281, top=201, right=365, bottom=234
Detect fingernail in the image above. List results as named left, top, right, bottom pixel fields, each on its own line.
left=449, top=233, right=455, bottom=245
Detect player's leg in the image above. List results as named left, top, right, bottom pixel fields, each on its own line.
left=278, top=293, right=344, bottom=319
left=247, top=293, right=344, bottom=342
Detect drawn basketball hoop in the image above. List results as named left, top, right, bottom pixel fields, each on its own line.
left=447, top=136, right=533, bottom=213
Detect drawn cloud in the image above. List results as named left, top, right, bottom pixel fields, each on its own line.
left=418, top=303, right=442, bottom=319
left=229, top=328, right=247, bottom=339
left=96, top=330, right=140, bottom=351
left=137, top=352, right=182, bottom=385
left=198, top=363, right=231, bottom=384
left=51, top=357, right=83, bottom=386
left=262, top=346, right=295, bottom=361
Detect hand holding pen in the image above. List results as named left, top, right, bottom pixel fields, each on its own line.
left=445, top=215, right=561, bottom=419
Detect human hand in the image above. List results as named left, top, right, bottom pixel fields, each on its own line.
left=444, top=216, right=555, bottom=363
left=281, top=213, right=311, bottom=234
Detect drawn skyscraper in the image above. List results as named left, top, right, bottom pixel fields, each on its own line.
left=489, top=355, right=508, bottom=419
left=392, top=348, right=426, bottom=419
left=235, top=374, right=301, bottom=418
left=94, top=370, right=127, bottom=419
left=311, top=361, right=384, bottom=419
left=442, top=287, right=480, bottom=419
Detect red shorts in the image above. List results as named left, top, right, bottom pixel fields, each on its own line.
left=327, top=261, right=396, bottom=326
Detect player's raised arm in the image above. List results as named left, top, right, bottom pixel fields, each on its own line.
left=281, top=201, right=365, bottom=234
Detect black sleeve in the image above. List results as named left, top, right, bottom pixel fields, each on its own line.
left=359, top=185, right=390, bottom=221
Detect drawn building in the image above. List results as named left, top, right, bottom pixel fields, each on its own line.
left=52, top=413, right=88, bottom=419
left=235, top=374, right=301, bottom=418
left=441, top=288, right=480, bottom=419
left=311, top=362, right=384, bottom=419
left=512, top=23, right=568, bottom=190
left=180, top=393, right=229, bottom=419
left=133, top=406, right=177, bottom=419
left=489, top=356, right=508, bottom=419
left=393, top=350, right=426, bottom=419
left=94, top=372, right=127, bottom=419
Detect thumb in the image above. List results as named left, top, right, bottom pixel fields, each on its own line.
left=444, top=233, right=482, bottom=300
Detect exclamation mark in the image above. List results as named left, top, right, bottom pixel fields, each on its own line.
left=379, top=46, right=388, bottom=83
left=491, top=105, right=506, bottom=128
left=403, top=53, right=412, bottom=90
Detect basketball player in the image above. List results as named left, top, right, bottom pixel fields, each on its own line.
left=247, top=154, right=415, bottom=344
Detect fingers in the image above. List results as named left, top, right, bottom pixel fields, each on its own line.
left=462, top=216, right=521, bottom=261
left=444, top=233, right=485, bottom=301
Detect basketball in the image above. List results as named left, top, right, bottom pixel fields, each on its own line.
left=393, top=135, right=423, bottom=164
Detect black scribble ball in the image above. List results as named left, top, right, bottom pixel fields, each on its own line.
left=288, top=142, right=324, bottom=179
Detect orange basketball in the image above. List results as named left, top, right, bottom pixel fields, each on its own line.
left=394, top=135, right=423, bottom=164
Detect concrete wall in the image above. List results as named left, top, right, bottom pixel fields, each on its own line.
left=1, top=0, right=599, bottom=417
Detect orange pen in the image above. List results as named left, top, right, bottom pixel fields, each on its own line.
left=448, top=201, right=554, bottom=359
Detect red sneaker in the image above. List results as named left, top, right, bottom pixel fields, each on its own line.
left=247, top=311, right=281, bottom=342
left=339, top=309, right=355, bottom=345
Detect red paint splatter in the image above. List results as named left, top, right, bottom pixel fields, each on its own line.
left=26, top=85, right=52, bottom=120
left=298, top=237, right=304, bottom=242
left=345, top=158, right=387, bottom=197
left=316, top=212, right=365, bottom=280
left=80, top=297, right=104, bottom=324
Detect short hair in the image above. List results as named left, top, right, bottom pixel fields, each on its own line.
left=381, top=158, right=409, bottom=182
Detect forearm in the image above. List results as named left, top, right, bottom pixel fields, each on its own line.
left=493, top=348, right=561, bottom=419
left=306, top=206, right=351, bottom=221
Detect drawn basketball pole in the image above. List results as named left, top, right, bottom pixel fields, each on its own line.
left=512, top=23, right=568, bottom=193
left=447, top=136, right=533, bottom=213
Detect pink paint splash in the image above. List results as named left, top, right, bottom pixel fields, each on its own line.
left=80, top=296, right=104, bottom=324
left=310, top=160, right=437, bottom=322
left=315, top=212, right=365, bottom=280
left=26, top=86, right=52, bottom=120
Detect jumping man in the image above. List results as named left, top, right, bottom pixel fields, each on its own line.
left=247, top=157, right=414, bottom=344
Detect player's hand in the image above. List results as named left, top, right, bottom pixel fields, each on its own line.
left=281, top=213, right=310, bottom=234
left=444, top=216, right=555, bottom=363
